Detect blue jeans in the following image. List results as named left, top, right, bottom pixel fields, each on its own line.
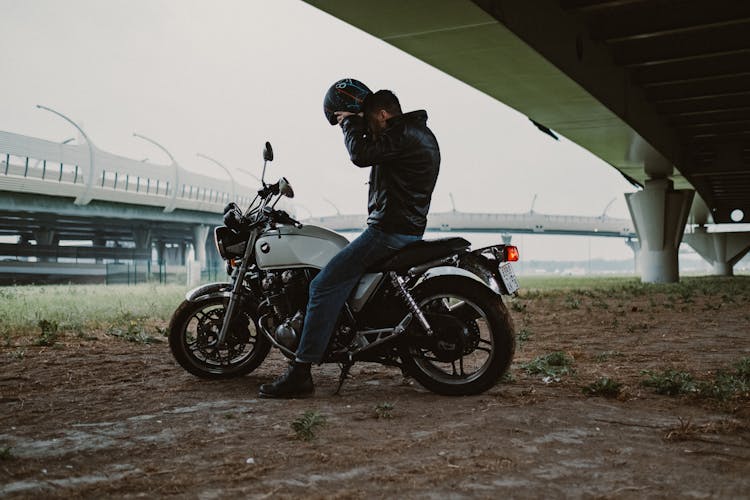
left=294, top=226, right=421, bottom=363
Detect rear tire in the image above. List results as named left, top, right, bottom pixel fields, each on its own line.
left=168, top=297, right=270, bottom=379
left=399, top=276, right=515, bottom=395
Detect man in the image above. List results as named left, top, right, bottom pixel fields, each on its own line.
left=259, top=89, right=441, bottom=398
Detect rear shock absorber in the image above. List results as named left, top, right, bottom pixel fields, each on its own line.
left=389, top=272, right=433, bottom=336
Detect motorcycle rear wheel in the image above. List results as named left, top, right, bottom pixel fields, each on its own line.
left=399, top=276, right=515, bottom=396
left=169, top=297, right=270, bottom=379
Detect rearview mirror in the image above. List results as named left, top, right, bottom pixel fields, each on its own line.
left=279, top=177, right=294, bottom=198
left=263, top=141, right=273, bottom=162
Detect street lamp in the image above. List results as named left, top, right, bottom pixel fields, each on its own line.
left=323, top=197, right=341, bottom=216
left=36, top=105, right=97, bottom=205
left=133, top=132, right=180, bottom=212
left=601, top=197, right=617, bottom=218
left=196, top=153, right=236, bottom=204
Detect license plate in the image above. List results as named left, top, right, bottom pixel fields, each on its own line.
left=498, top=262, right=520, bottom=294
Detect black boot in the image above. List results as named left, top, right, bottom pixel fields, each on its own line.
left=259, top=361, right=314, bottom=399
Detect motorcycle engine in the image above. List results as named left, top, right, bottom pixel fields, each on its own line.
left=260, top=269, right=311, bottom=352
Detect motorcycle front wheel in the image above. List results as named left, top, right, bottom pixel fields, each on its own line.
left=168, top=297, right=271, bottom=379
left=399, top=276, right=515, bottom=396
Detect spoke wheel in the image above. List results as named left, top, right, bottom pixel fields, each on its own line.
left=169, top=297, right=270, bottom=379
left=400, top=276, right=515, bottom=396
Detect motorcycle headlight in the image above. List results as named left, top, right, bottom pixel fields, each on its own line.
left=214, top=226, right=248, bottom=260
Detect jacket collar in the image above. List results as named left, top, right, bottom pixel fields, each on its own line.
left=386, top=110, right=428, bottom=128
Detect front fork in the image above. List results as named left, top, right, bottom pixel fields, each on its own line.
left=216, top=231, right=258, bottom=346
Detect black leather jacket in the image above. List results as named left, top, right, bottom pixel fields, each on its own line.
left=341, top=110, right=440, bottom=235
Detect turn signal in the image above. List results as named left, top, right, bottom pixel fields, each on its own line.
left=505, top=246, right=519, bottom=262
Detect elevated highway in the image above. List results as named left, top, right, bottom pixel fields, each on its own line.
left=0, top=125, right=255, bottom=275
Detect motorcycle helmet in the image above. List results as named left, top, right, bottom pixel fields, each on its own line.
left=323, top=78, right=372, bottom=125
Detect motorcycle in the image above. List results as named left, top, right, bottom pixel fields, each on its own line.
left=168, top=142, right=521, bottom=396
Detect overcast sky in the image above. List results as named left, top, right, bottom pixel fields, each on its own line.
left=1, top=0, right=641, bottom=261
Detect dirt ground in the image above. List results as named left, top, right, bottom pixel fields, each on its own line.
left=2, top=280, right=749, bottom=498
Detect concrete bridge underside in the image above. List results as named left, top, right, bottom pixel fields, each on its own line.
left=304, top=0, right=750, bottom=282
left=0, top=191, right=221, bottom=275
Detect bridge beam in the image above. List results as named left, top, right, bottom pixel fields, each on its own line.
left=625, top=178, right=694, bottom=283
left=683, top=227, right=750, bottom=277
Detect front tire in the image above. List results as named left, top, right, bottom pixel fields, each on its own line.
left=399, top=276, right=515, bottom=395
left=168, top=296, right=271, bottom=379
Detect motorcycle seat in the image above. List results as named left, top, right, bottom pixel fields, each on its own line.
left=367, top=237, right=471, bottom=273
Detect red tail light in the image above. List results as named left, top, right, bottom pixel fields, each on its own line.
left=505, top=245, right=519, bottom=262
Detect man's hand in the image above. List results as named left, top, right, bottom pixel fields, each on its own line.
left=335, top=111, right=363, bottom=125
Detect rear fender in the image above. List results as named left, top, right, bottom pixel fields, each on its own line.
left=420, top=266, right=494, bottom=292
left=185, top=282, right=233, bottom=302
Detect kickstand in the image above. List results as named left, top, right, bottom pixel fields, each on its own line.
left=334, top=362, right=354, bottom=396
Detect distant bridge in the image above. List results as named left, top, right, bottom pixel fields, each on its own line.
left=301, top=211, right=636, bottom=238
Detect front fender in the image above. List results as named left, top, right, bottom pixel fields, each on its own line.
left=185, top=282, right=234, bottom=302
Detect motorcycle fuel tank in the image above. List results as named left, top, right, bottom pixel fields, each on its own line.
left=255, top=224, right=350, bottom=270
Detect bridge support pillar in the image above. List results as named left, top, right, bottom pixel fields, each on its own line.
left=156, top=241, right=166, bottom=266
left=683, top=227, right=750, bottom=277
left=625, top=237, right=640, bottom=275
left=93, top=236, right=107, bottom=264
left=134, top=229, right=152, bottom=253
left=625, top=178, right=694, bottom=283
left=34, top=228, right=58, bottom=262
left=192, top=225, right=209, bottom=277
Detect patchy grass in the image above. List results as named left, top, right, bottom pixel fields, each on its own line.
left=522, top=351, right=574, bottom=380
left=0, top=446, right=14, bottom=461
left=374, top=402, right=395, bottom=419
left=34, top=319, right=59, bottom=346
left=641, top=369, right=695, bottom=396
left=291, top=411, right=326, bottom=441
left=664, top=417, right=747, bottom=442
left=107, top=321, right=165, bottom=344
left=582, top=377, right=623, bottom=398
left=641, top=359, right=750, bottom=402
left=516, top=328, right=532, bottom=345
left=594, top=350, right=624, bottom=362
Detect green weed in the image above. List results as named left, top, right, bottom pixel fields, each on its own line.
left=564, top=297, right=580, bottom=310
left=522, top=352, right=574, bottom=379
left=510, top=299, right=527, bottom=313
left=35, top=319, right=59, bottom=346
left=582, top=377, right=623, bottom=398
left=0, top=447, right=14, bottom=461
left=516, top=328, right=532, bottom=344
left=594, top=350, right=624, bottom=362
left=107, top=321, right=164, bottom=344
left=734, top=357, right=750, bottom=379
left=641, top=369, right=695, bottom=396
left=374, top=402, right=394, bottom=419
left=291, top=411, right=326, bottom=441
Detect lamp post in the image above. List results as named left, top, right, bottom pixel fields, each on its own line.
left=36, top=105, right=97, bottom=205
left=133, top=132, right=180, bottom=212
left=236, top=166, right=262, bottom=183
left=323, top=197, right=341, bottom=216
left=601, top=197, right=617, bottom=218
left=196, top=153, right=236, bottom=204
